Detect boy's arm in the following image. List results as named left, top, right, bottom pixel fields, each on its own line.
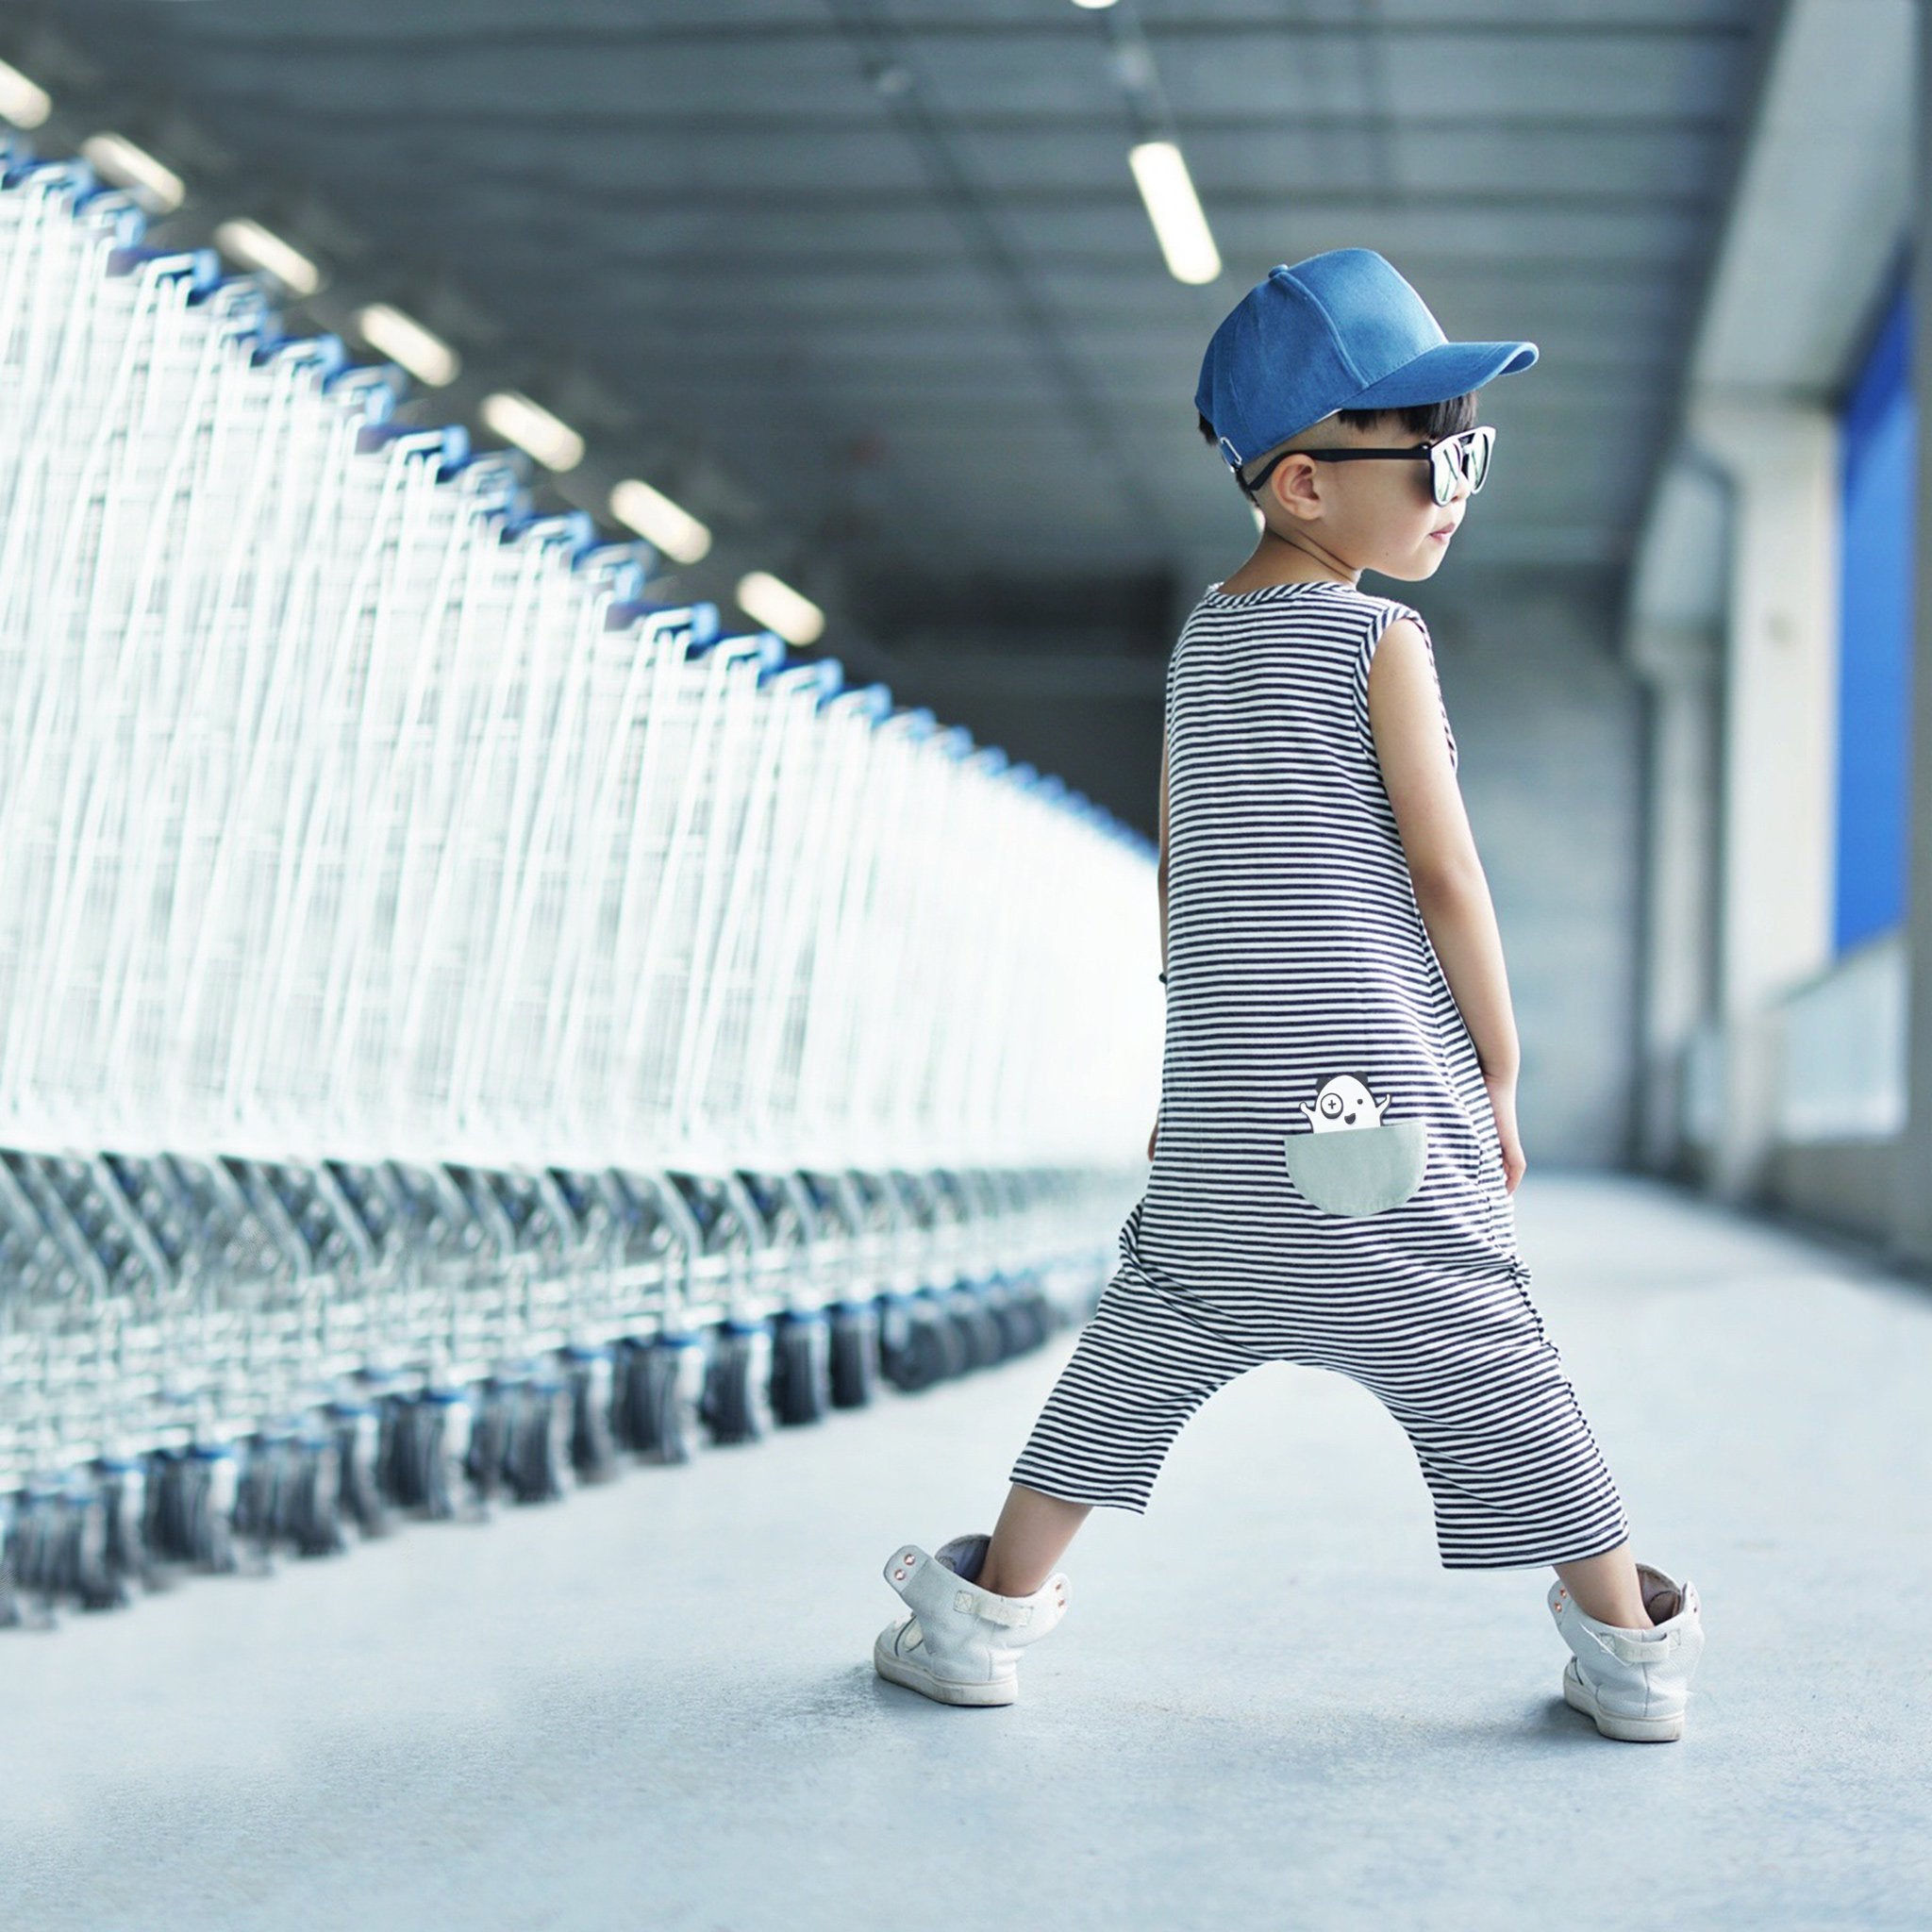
left=1148, top=729, right=1172, bottom=1159
left=1158, top=726, right=1170, bottom=972
left=1366, top=619, right=1521, bottom=1082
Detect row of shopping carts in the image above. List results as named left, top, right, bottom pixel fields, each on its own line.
left=0, top=1149, right=1137, bottom=1625
left=0, top=145, right=1161, bottom=1625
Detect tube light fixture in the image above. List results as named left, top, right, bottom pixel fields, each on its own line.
left=737, top=570, right=824, bottom=646
left=609, top=478, right=712, bottom=564
left=353, top=303, right=460, bottom=387
left=212, top=218, right=323, bottom=296
left=1127, top=139, right=1221, bottom=286
left=480, top=390, right=584, bottom=473
left=80, top=133, right=185, bottom=214
left=0, top=58, right=50, bottom=129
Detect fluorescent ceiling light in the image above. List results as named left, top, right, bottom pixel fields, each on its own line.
left=80, top=133, right=186, bottom=214
left=480, top=390, right=584, bottom=472
left=212, top=218, right=323, bottom=296
left=737, top=571, right=824, bottom=646
left=353, top=303, right=460, bottom=387
left=0, top=58, right=50, bottom=129
left=609, top=478, right=711, bottom=564
left=1127, top=139, right=1221, bottom=286
left=1070, top=0, right=1119, bottom=8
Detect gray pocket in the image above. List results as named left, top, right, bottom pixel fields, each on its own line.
left=1283, top=1117, right=1429, bottom=1217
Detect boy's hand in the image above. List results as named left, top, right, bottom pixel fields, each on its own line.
left=1483, top=1068, right=1526, bottom=1194
left=1147, top=1112, right=1159, bottom=1161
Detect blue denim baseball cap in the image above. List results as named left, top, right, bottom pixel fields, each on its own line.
left=1195, top=248, right=1537, bottom=474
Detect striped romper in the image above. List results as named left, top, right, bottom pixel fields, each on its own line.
left=1008, top=578, right=1631, bottom=1570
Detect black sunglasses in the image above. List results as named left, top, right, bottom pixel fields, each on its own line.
left=1242, top=425, right=1495, bottom=508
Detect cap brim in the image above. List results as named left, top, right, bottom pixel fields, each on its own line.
left=1341, top=341, right=1537, bottom=412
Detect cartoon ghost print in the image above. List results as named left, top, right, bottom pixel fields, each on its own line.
left=1298, top=1073, right=1390, bottom=1133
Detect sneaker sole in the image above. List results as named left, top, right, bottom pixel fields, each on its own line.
left=1561, top=1657, right=1685, bottom=1742
left=873, top=1628, right=1018, bottom=1707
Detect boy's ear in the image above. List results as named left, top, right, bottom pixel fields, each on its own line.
left=1266, top=450, right=1316, bottom=519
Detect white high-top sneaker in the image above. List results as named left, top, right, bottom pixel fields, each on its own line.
left=1548, top=1560, right=1705, bottom=1742
left=874, top=1532, right=1070, bottom=1707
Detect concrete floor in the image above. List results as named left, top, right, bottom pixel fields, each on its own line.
left=5, top=1172, right=1930, bottom=1932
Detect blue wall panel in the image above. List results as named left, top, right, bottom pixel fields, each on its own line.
left=1835, top=273, right=1913, bottom=954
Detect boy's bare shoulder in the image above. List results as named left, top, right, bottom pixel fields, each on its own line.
left=1365, top=610, right=1430, bottom=675
left=1365, top=616, right=1444, bottom=722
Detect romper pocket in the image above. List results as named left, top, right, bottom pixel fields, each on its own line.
left=1283, top=1107, right=1429, bottom=1218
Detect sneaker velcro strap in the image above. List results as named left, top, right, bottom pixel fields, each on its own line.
left=956, top=1585, right=1034, bottom=1626
left=1591, top=1624, right=1685, bottom=1665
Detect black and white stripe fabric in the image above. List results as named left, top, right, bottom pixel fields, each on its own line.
left=1009, top=580, right=1630, bottom=1570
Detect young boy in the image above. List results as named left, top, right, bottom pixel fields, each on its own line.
left=874, top=249, right=1705, bottom=1743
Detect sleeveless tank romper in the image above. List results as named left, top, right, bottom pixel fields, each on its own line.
left=1008, top=579, right=1631, bottom=1570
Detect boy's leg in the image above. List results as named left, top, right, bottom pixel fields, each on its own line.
left=1324, top=1269, right=1632, bottom=1574
left=978, top=1486, right=1091, bottom=1597
left=1553, top=1541, right=1655, bottom=1628
left=994, top=1266, right=1258, bottom=1583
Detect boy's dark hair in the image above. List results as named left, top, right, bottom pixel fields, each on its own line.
left=1196, top=392, right=1480, bottom=504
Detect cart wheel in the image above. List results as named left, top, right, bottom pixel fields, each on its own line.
left=383, top=1399, right=425, bottom=1509
left=289, top=1433, right=348, bottom=1557
left=827, top=1301, right=879, bottom=1408
left=19, top=1487, right=57, bottom=1603
left=612, top=1336, right=651, bottom=1453
left=703, top=1319, right=774, bottom=1445
left=93, top=1456, right=155, bottom=1595
left=924, top=1288, right=971, bottom=1380
left=4, top=1488, right=48, bottom=1612
left=232, top=1433, right=274, bottom=1553
left=884, top=1293, right=951, bottom=1391
left=184, top=1445, right=239, bottom=1574
left=465, top=1380, right=518, bottom=1507
left=0, top=1500, right=21, bottom=1628
left=563, top=1346, right=620, bottom=1483
left=374, top=1388, right=414, bottom=1510
left=770, top=1309, right=831, bottom=1425
left=144, top=1448, right=186, bottom=1562
left=57, top=1482, right=127, bottom=1611
left=983, top=1278, right=1026, bottom=1359
left=146, top=1446, right=208, bottom=1568
left=631, top=1333, right=708, bottom=1464
left=508, top=1376, right=572, bottom=1504
left=874, top=1291, right=916, bottom=1388
left=404, top=1388, right=472, bottom=1521
left=330, top=1403, right=391, bottom=1537
left=1008, top=1275, right=1050, bottom=1351
left=947, top=1283, right=1003, bottom=1372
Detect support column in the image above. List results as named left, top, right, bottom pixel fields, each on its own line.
left=1629, top=623, right=1724, bottom=1175
left=1685, top=396, right=1841, bottom=1205
left=1894, top=0, right=1932, bottom=1269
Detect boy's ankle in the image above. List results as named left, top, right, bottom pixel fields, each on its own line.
left=975, top=1568, right=1033, bottom=1599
